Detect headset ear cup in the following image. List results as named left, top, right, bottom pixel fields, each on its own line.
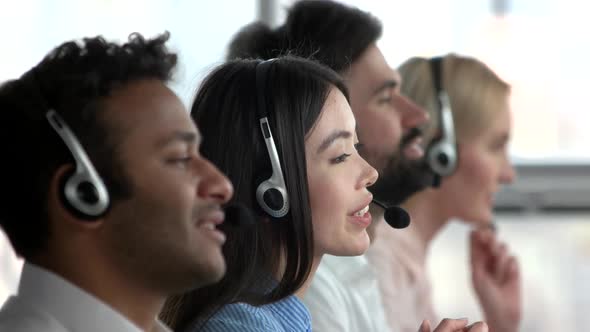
left=259, top=183, right=285, bottom=211
left=427, top=140, right=457, bottom=177
left=58, top=168, right=103, bottom=221
left=263, top=188, right=284, bottom=211
left=256, top=180, right=288, bottom=218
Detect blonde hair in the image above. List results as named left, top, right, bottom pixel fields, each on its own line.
left=398, top=54, right=510, bottom=143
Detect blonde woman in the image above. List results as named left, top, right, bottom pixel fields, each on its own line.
left=367, top=54, right=520, bottom=332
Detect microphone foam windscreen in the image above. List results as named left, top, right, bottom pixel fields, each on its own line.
left=384, top=206, right=411, bottom=229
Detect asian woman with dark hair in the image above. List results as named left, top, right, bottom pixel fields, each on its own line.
left=161, top=56, right=378, bottom=331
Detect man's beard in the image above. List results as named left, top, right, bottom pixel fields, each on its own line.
left=369, top=129, right=435, bottom=206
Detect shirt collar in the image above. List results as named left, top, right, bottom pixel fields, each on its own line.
left=266, top=295, right=311, bottom=331
left=18, top=262, right=171, bottom=332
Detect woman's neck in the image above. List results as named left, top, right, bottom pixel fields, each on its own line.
left=294, top=254, right=323, bottom=299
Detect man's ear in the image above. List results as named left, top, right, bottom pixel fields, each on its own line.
left=47, top=165, right=105, bottom=230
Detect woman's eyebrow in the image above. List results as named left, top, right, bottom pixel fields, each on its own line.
left=317, top=130, right=352, bottom=154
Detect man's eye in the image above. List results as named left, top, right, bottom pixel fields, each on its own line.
left=169, top=156, right=192, bottom=166
left=377, top=96, right=392, bottom=104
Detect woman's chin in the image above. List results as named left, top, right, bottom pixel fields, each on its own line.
left=335, top=234, right=371, bottom=257
left=350, top=234, right=371, bottom=255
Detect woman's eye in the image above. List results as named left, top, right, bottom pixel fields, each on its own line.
left=331, top=153, right=352, bottom=164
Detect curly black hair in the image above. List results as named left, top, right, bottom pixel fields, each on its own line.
left=0, top=32, right=177, bottom=259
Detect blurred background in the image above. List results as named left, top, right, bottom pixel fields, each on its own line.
left=1, top=1, right=589, bottom=331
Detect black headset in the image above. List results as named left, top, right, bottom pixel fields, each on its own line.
left=425, top=57, right=458, bottom=177
left=45, top=109, right=110, bottom=219
left=254, top=59, right=290, bottom=218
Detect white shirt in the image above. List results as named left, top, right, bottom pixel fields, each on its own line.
left=0, top=229, right=22, bottom=305
left=365, top=221, right=437, bottom=332
left=0, top=262, right=171, bottom=332
left=303, top=255, right=392, bottom=332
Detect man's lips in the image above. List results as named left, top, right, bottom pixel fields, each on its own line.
left=403, top=136, right=424, bottom=160
left=400, top=127, right=424, bottom=160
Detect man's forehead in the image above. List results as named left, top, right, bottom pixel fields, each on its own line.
left=355, top=45, right=392, bottom=73
left=349, top=49, right=400, bottom=90
left=101, top=80, right=192, bottom=142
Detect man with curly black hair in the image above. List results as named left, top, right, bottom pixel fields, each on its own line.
left=0, top=32, right=234, bottom=332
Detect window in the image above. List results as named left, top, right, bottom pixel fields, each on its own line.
left=333, top=0, right=590, bottom=160
left=0, top=0, right=257, bottom=106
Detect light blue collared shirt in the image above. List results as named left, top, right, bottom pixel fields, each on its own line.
left=190, top=294, right=312, bottom=332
